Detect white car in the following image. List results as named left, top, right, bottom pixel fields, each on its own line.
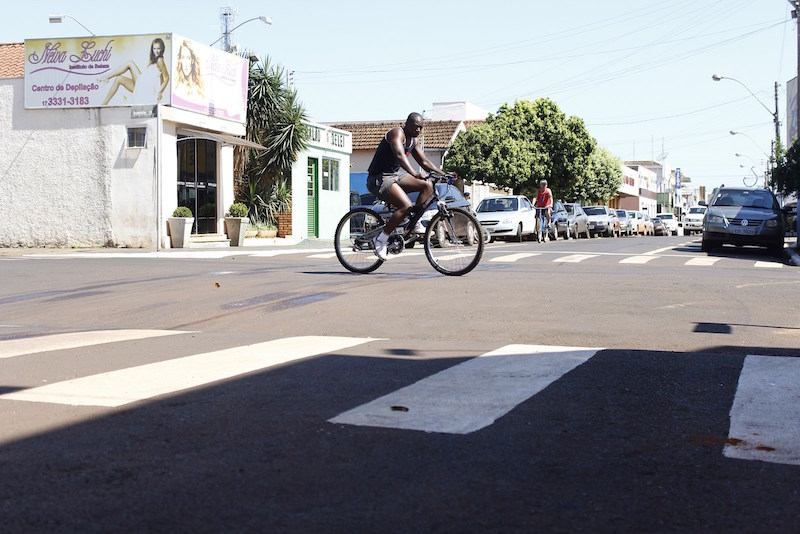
left=475, top=195, right=536, bottom=242
left=683, top=205, right=707, bottom=235
left=656, top=212, right=678, bottom=235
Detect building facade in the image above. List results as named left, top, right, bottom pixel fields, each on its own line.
left=0, top=35, right=350, bottom=248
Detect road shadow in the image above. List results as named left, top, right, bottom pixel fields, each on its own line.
left=1, top=344, right=799, bottom=531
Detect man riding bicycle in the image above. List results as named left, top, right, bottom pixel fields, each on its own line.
left=534, top=179, right=554, bottom=239
left=366, top=112, right=447, bottom=260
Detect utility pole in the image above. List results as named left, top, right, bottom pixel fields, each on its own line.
left=789, top=0, right=800, bottom=240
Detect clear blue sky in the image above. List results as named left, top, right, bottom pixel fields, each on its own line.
left=4, top=0, right=797, bottom=194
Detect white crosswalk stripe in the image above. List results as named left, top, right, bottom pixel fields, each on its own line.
left=725, top=355, right=800, bottom=465
left=619, top=255, right=657, bottom=264
left=684, top=257, right=721, bottom=266
left=329, top=344, right=600, bottom=434
left=552, top=254, right=598, bottom=263
left=490, top=253, right=540, bottom=263
left=0, top=336, right=374, bottom=407
left=753, top=261, right=783, bottom=269
left=0, top=330, right=191, bottom=360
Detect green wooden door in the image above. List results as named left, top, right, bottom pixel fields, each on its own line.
left=307, top=158, right=319, bottom=237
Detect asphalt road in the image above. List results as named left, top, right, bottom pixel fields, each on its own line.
left=1, top=235, right=799, bottom=532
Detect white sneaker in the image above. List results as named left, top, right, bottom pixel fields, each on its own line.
left=373, top=237, right=388, bottom=261
left=412, top=222, right=426, bottom=234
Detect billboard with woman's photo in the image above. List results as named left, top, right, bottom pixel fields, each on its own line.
left=24, top=33, right=248, bottom=124
left=25, top=34, right=172, bottom=108
left=171, top=35, right=248, bottom=123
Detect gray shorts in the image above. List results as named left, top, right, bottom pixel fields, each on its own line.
left=367, top=171, right=407, bottom=201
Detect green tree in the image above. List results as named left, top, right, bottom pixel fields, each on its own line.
left=444, top=98, right=596, bottom=199
left=773, top=138, right=800, bottom=198
left=234, top=54, right=308, bottom=214
left=572, top=146, right=623, bottom=204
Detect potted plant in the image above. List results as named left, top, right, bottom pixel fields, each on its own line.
left=225, top=202, right=249, bottom=246
left=168, top=206, right=194, bottom=248
left=256, top=221, right=278, bottom=238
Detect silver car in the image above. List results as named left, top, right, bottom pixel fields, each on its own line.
left=701, top=186, right=786, bottom=256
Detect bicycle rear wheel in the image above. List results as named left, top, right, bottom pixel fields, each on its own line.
left=334, top=208, right=385, bottom=273
left=423, top=208, right=484, bottom=276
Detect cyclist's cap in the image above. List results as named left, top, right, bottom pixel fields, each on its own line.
left=540, top=179, right=548, bottom=185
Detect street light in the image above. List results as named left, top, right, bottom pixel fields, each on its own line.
left=48, top=14, right=95, bottom=36
left=210, top=15, right=272, bottom=50
left=713, top=73, right=780, bottom=188
left=730, top=130, right=770, bottom=159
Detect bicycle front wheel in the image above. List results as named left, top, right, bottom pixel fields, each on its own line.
left=334, top=208, right=385, bottom=273
left=423, top=208, right=484, bottom=276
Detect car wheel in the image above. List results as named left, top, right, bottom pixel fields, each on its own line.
left=701, top=239, right=714, bottom=252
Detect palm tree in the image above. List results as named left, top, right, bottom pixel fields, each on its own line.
left=234, top=54, right=308, bottom=217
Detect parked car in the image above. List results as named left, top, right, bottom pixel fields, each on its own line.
left=652, top=216, right=668, bottom=236
left=683, top=205, right=707, bottom=235
left=616, top=209, right=636, bottom=236
left=475, top=195, right=536, bottom=242
left=656, top=212, right=678, bottom=235
left=701, top=186, right=786, bottom=256
left=584, top=205, right=619, bottom=237
left=565, top=202, right=590, bottom=238
left=608, top=209, right=621, bottom=236
left=549, top=200, right=571, bottom=240
left=628, top=210, right=653, bottom=236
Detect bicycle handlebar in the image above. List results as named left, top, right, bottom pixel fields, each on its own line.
left=426, top=171, right=457, bottom=184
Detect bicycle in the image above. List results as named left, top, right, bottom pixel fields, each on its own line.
left=534, top=206, right=556, bottom=243
left=334, top=172, right=484, bottom=276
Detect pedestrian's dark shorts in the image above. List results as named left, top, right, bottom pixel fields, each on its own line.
left=367, top=171, right=407, bottom=202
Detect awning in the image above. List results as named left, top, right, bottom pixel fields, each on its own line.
left=178, top=128, right=266, bottom=150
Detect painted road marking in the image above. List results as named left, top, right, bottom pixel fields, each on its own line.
left=308, top=253, right=337, bottom=259
left=329, top=344, right=600, bottom=434
left=490, top=253, right=540, bottom=263
left=725, top=355, right=800, bottom=465
left=0, top=330, right=191, bottom=360
left=0, top=336, right=374, bottom=407
left=685, top=257, right=721, bottom=266
left=753, top=261, right=783, bottom=269
left=619, top=255, right=657, bottom=264
left=552, top=254, right=598, bottom=263
left=643, top=245, right=676, bottom=255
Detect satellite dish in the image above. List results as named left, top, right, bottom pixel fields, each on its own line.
left=656, top=152, right=669, bottom=161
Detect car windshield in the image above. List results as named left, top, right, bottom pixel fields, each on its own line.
left=712, top=190, right=775, bottom=209
left=583, top=207, right=605, bottom=215
left=477, top=198, right=518, bottom=212
left=688, top=206, right=706, bottom=214
left=659, top=213, right=674, bottom=220
left=616, top=210, right=627, bottom=217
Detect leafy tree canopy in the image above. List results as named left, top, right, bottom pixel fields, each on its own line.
left=572, top=146, right=624, bottom=204
left=773, top=137, right=800, bottom=197
left=444, top=98, right=596, bottom=199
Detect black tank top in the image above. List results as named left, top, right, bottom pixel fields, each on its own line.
left=368, top=129, right=416, bottom=175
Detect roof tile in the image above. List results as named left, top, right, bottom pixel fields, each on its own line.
left=0, top=42, right=24, bottom=78
left=329, top=120, right=482, bottom=151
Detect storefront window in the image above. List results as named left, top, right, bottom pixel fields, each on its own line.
left=321, top=157, right=339, bottom=191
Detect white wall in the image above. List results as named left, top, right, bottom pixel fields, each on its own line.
left=291, top=123, right=352, bottom=240
left=1, top=78, right=115, bottom=247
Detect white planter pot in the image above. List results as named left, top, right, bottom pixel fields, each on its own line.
left=225, top=217, right=249, bottom=247
left=167, top=217, right=194, bottom=248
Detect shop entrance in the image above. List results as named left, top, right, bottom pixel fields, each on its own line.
left=177, top=137, right=218, bottom=234
left=307, top=157, right=319, bottom=238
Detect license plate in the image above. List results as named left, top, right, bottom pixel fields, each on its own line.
left=730, top=226, right=755, bottom=236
